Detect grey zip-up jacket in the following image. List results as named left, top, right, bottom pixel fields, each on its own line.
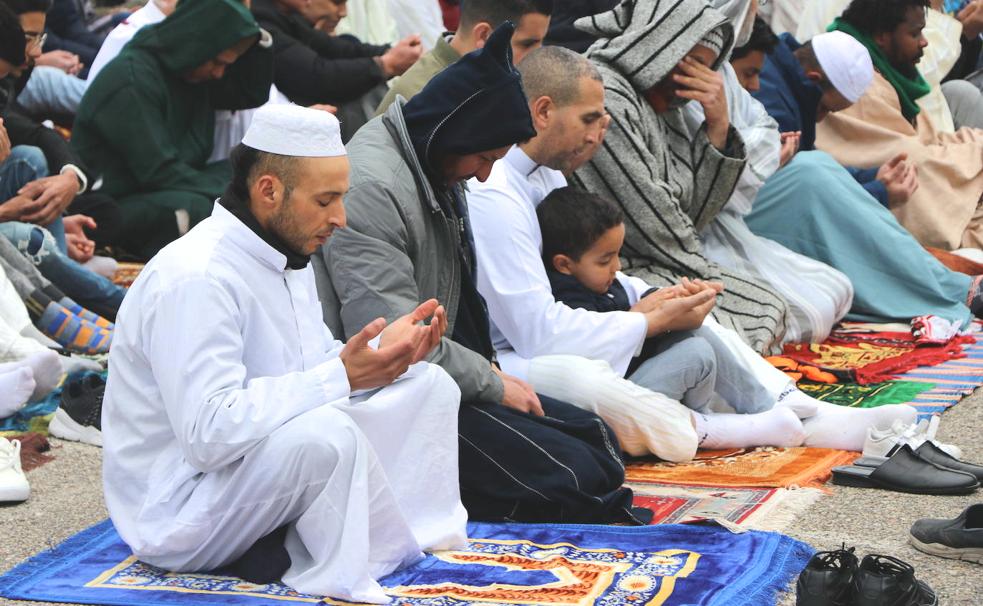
left=312, top=100, right=505, bottom=405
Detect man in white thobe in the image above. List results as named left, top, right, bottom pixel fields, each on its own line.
left=468, top=46, right=916, bottom=455
left=102, top=105, right=467, bottom=604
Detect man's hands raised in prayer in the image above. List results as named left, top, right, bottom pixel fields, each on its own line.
left=674, top=56, right=730, bottom=151
left=341, top=299, right=446, bottom=391
left=632, top=278, right=722, bottom=336
left=493, top=366, right=545, bottom=417
left=779, top=131, right=801, bottom=168
left=877, top=153, right=919, bottom=206
left=958, top=1, right=983, bottom=39
left=379, top=34, right=423, bottom=78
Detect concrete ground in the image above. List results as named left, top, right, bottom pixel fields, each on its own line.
left=2, top=393, right=982, bottom=606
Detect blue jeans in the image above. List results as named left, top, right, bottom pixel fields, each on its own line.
left=15, top=66, right=88, bottom=119
left=0, top=145, right=48, bottom=201
left=0, top=221, right=126, bottom=318
left=0, top=146, right=68, bottom=252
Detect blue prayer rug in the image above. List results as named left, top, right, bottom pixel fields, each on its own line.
left=0, top=520, right=812, bottom=605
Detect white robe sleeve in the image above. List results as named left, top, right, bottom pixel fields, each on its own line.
left=147, top=276, right=351, bottom=473
left=470, top=184, right=648, bottom=376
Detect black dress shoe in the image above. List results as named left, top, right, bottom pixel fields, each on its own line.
left=854, top=554, right=937, bottom=606
left=913, top=441, right=983, bottom=483
left=796, top=546, right=858, bottom=606
left=832, top=444, right=979, bottom=495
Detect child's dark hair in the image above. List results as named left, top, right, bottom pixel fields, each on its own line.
left=537, top=186, right=624, bottom=265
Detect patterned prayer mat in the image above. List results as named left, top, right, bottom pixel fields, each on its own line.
left=625, top=447, right=858, bottom=489
left=629, top=481, right=822, bottom=532
left=782, top=333, right=973, bottom=384
left=111, top=262, right=144, bottom=288
left=0, top=519, right=812, bottom=606
left=795, top=338, right=983, bottom=419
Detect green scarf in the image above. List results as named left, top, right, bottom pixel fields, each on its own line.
left=828, top=18, right=930, bottom=122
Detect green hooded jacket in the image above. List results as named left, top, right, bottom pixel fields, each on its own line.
left=72, top=0, right=272, bottom=201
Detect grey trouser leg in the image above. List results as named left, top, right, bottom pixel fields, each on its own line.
left=692, top=326, right=774, bottom=414
left=941, top=79, right=983, bottom=130
left=628, top=330, right=717, bottom=412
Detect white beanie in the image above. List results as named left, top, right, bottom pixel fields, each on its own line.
left=811, top=31, right=874, bottom=104
left=241, top=104, right=346, bottom=157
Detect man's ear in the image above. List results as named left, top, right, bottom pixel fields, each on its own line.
left=873, top=30, right=893, bottom=54
left=251, top=173, right=282, bottom=211
left=804, top=69, right=824, bottom=85
left=552, top=253, right=577, bottom=275
left=530, top=95, right=553, bottom=131
left=472, top=22, right=493, bottom=48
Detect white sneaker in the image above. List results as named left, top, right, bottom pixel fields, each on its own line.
left=0, top=438, right=30, bottom=503
left=863, top=416, right=962, bottom=459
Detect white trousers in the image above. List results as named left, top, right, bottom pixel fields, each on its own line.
left=524, top=319, right=796, bottom=463
left=138, top=363, right=468, bottom=604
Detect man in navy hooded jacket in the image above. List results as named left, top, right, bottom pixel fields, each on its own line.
left=314, top=22, right=642, bottom=526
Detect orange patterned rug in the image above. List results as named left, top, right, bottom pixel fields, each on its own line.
left=111, top=262, right=144, bottom=288
left=625, top=447, right=858, bottom=489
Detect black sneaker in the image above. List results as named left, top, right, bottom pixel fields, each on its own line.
left=909, top=504, right=983, bottom=564
left=854, top=554, right=937, bottom=606
left=796, top=545, right=858, bottom=606
left=49, top=373, right=105, bottom=447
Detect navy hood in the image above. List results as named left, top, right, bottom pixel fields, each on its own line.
left=402, top=22, right=535, bottom=178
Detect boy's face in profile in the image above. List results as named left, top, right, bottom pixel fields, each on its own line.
left=552, top=223, right=626, bottom=295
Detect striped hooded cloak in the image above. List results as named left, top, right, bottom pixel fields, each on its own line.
left=571, top=0, right=791, bottom=354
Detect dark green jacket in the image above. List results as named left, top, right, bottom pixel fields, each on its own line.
left=72, top=0, right=272, bottom=199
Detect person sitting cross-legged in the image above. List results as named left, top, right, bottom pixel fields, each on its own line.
left=103, top=105, right=468, bottom=604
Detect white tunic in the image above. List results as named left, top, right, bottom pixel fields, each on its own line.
left=103, top=203, right=467, bottom=603
left=469, top=146, right=649, bottom=380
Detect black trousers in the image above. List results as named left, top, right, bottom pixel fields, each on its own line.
left=458, top=395, right=635, bottom=524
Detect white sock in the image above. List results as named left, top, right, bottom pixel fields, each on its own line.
left=802, top=401, right=917, bottom=451
left=0, top=350, right=63, bottom=400
left=693, top=406, right=805, bottom=450
left=0, top=367, right=36, bottom=418
left=776, top=383, right=821, bottom=419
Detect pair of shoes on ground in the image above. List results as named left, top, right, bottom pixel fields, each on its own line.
left=797, top=546, right=936, bottom=605
left=49, top=373, right=105, bottom=447
left=864, top=416, right=961, bottom=459
left=0, top=437, right=29, bottom=503
left=832, top=436, right=983, bottom=496
left=909, top=504, right=983, bottom=564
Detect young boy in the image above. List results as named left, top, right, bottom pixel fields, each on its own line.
left=538, top=186, right=800, bottom=423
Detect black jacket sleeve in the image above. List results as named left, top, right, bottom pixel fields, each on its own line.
left=944, top=34, right=982, bottom=83
left=265, top=20, right=388, bottom=105
left=4, top=110, right=85, bottom=176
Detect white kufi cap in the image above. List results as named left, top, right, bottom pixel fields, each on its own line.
left=811, top=31, right=874, bottom=104
left=241, top=104, right=346, bottom=157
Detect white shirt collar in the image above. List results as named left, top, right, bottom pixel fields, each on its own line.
left=210, top=202, right=289, bottom=273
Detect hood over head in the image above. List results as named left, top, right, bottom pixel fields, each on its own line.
left=401, top=21, right=535, bottom=178
left=576, top=0, right=735, bottom=91
left=707, top=0, right=756, bottom=49
left=129, top=0, right=260, bottom=75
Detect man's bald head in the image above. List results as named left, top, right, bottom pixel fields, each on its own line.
left=518, top=47, right=607, bottom=175
left=518, top=45, right=601, bottom=107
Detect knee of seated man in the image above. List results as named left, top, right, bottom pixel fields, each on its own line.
left=267, top=405, right=366, bottom=472
left=6, top=145, right=48, bottom=181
